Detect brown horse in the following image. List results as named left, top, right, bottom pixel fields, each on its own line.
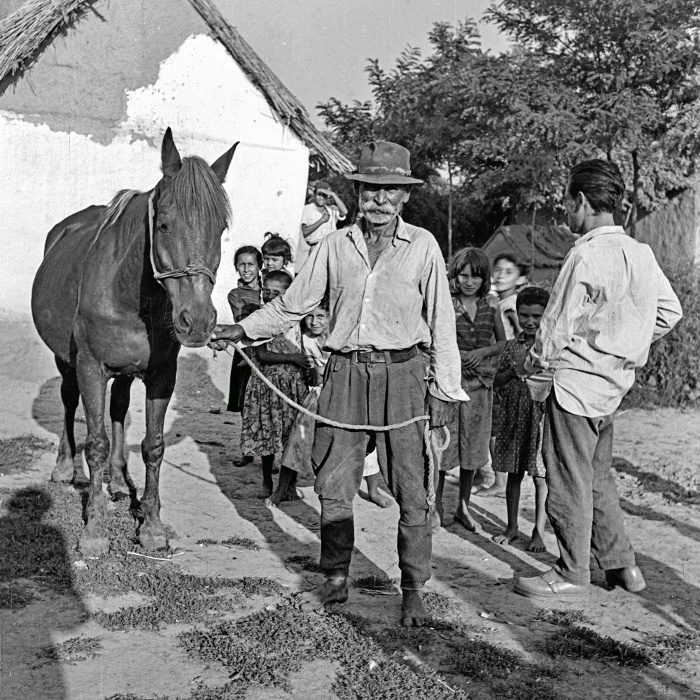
left=32, top=128, right=237, bottom=556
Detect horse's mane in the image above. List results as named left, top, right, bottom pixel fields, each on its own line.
left=173, top=156, right=231, bottom=231
left=95, top=156, right=230, bottom=236
left=97, top=189, right=143, bottom=235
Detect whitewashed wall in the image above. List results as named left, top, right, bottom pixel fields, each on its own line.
left=0, top=34, right=308, bottom=324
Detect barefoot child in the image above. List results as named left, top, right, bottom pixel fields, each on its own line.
left=436, top=247, right=506, bottom=530
left=227, top=246, right=262, bottom=467
left=239, top=271, right=309, bottom=498
left=474, top=253, right=531, bottom=496
left=492, top=286, right=551, bottom=552
left=267, top=299, right=392, bottom=508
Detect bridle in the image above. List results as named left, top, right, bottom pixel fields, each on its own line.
left=147, top=191, right=217, bottom=287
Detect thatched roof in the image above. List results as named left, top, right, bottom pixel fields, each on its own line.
left=0, top=0, right=352, bottom=174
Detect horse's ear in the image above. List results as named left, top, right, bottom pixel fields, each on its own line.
left=210, top=142, right=239, bottom=184
left=161, top=127, right=182, bottom=178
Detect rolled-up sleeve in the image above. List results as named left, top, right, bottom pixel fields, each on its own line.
left=652, top=265, right=683, bottom=342
left=240, top=239, right=329, bottom=340
left=421, top=241, right=469, bottom=402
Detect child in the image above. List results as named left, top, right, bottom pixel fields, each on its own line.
left=227, top=246, right=263, bottom=467
left=493, top=253, right=526, bottom=340
left=436, top=247, right=506, bottom=531
left=261, top=232, right=294, bottom=276
left=267, top=299, right=392, bottom=509
left=492, top=286, right=551, bottom=553
left=475, top=253, right=528, bottom=497
left=239, top=270, right=310, bottom=498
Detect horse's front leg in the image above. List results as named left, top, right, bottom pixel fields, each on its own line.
left=139, top=361, right=176, bottom=550
left=108, top=375, right=135, bottom=499
left=52, top=356, right=81, bottom=484
left=75, top=354, right=111, bottom=556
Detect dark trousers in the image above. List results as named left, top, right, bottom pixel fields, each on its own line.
left=311, top=353, right=431, bottom=590
left=543, top=394, right=636, bottom=585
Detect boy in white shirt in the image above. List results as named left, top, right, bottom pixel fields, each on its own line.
left=301, top=181, right=348, bottom=247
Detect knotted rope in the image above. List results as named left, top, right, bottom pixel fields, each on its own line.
left=226, top=341, right=449, bottom=513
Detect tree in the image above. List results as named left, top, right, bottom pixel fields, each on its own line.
left=487, top=0, right=700, bottom=232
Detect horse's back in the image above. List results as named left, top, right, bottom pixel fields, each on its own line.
left=32, top=206, right=105, bottom=364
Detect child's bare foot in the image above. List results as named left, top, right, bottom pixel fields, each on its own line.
left=233, top=455, right=253, bottom=467
left=257, top=481, right=273, bottom=499
left=367, top=488, right=392, bottom=508
left=284, top=486, right=301, bottom=502
left=430, top=507, right=442, bottom=532
left=527, top=529, right=547, bottom=553
left=493, top=527, right=519, bottom=546
left=296, top=578, right=348, bottom=612
left=402, top=589, right=430, bottom=627
left=453, top=509, right=477, bottom=532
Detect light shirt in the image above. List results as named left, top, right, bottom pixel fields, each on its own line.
left=301, top=203, right=346, bottom=246
left=240, top=218, right=468, bottom=403
left=499, top=295, right=518, bottom=340
left=524, top=225, right=682, bottom=417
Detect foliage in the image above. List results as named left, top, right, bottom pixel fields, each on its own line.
left=632, top=263, right=700, bottom=406
left=319, top=1, right=700, bottom=244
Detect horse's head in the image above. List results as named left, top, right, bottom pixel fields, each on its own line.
left=151, top=128, right=238, bottom=348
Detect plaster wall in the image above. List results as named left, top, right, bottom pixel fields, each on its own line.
left=0, top=34, right=309, bottom=324
left=634, top=187, right=700, bottom=270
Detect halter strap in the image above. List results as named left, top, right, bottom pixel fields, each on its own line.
left=148, top=192, right=217, bottom=287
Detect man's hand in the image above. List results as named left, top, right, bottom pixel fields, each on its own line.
left=428, top=394, right=454, bottom=429
left=210, top=324, right=245, bottom=343
left=207, top=339, right=229, bottom=352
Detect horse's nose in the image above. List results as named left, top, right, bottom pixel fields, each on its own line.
left=176, top=309, right=193, bottom=334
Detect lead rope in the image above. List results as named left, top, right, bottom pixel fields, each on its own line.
left=225, top=342, right=450, bottom=517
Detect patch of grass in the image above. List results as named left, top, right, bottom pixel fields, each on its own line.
left=0, top=435, right=54, bottom=475
left=196, top=536, right=260, bottom=551
left=180, top=604, right=470, bottom=700
left=422, top=591, right=450, bottom=617
left=0, top=583, right=34, bottom=609
left=640, top=630, right=700, bottom=667
left=535, top=608, right=592, bottom=626
left=41, top=636, right=103, bottom=664
left=543, top=626, right=650, bottom=667
left=285, top=554, right=322, bottom=573
left=220, top=535, right=259, bottom=550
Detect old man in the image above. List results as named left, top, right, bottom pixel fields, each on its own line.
left=211, top=141, right=466, bottom=626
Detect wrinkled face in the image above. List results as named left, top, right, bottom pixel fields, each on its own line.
left=305, top=307, right=330, bottom=337
left=358, top=183, right=410, bottom=228
left=263, top=254, right=285, bottom=272
left=493, top=259, right=520, bottom=294
left=456, top=264, right=483, bottom=298
left=236, top=253, right=259, bottom=287
left=261, top=278, right=288, bottom=304
left=517, top=303, right=545, bottom=337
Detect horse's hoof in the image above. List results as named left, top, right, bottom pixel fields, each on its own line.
left=79, top=535, right=110, bottom=557
left=108, top=481, right=131, bottom=500
left=139, top=531, right=168, bottom=551
left=51, top=461, right=75, bottom=483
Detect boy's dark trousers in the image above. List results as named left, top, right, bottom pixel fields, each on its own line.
left=543, top=393, right=636, bottom=586
left=311, top=352, right=432, bottom=590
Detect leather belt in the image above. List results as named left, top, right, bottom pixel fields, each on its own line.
left=334, top=346, right=418, bottom=364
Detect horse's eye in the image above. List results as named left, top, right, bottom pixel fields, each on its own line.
left=158, top=222, right=169, bottom=234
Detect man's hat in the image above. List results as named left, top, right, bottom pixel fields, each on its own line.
left=344, top=141, right=424, bottom=185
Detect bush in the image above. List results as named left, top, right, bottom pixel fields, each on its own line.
left=630, top=263, right=700, bottom=407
